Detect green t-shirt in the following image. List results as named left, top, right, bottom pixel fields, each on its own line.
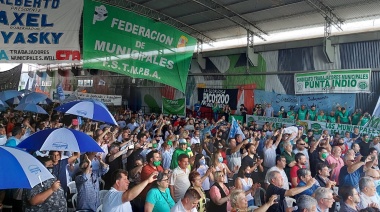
left=298, top=109, right=307, bottom=120
left=287, top=111, right=295, bottom=120
left=212, top=104, right=219, bottom=113
left=146, top=188, right=175, bottom=212
left=361, top=117, right=370, bottom=126
left=335, top=111, right=342, bottom=120
left=170, top=148, right=187, bottom=169
left=352, top=113, right=362, bottom=125
left=281, top=151, right=295, bottom=178
left=339, top=111, right=350, bottom=124
left=317, top=115, right=327, bottom=122
left=327, top=115, right=336, bottom=123
left=307, top=109, right=317, bottom=120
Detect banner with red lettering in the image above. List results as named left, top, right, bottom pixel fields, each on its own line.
left=0, top=0, right=83, bottom=63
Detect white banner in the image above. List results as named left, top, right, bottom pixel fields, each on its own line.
left=0, top=0, right=83, bottom=63
left=294, top=69, right=371, bottom=94
left=247, top=115, right=380, bottom=138
left=52, top=91, right=122, bottom=106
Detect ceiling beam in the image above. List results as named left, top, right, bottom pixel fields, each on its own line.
left=190, top=0, right=267, bottom=41
left=98, top=0, right=215, bottom=44
left=156, top=0, right=192, bottom=12
left=172, top=0, right=304, bottom=21
left=305, top=0, right=344, bottom=31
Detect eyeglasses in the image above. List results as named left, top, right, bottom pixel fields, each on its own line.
left=298, top=143, right=306, bottom=145
left=160, top=178, right=169, bottom=182
left=368, top=175, right=380, bottom=180
left=323, top=197, right=334, bottom=201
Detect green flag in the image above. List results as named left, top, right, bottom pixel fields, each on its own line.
left=162, top=97, right=186, bottom=115
left=83, top=0, right=197, bottom=92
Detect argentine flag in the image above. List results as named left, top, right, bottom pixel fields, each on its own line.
left=229, top=116, right=245, bottom=139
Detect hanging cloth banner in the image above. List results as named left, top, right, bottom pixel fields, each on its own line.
left=198, top=88, right=238, bottom=110
left=294, top=69, right=371, bottom=94
left=82, top=0, right=196, bottom=92
left=0, top=0, right=83, bottom=63
left=246, top=115, right=380, bottom=138
left=162, top=97, right=186, bottom=116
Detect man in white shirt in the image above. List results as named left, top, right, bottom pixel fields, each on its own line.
left=102, top=169, right=158, bottom=212
left=263, top=129, right=282, bottom=170
left=170, top=154, right=191, bottom=202
left=265, top=155, right=289, bottom=190
left=0, top=125, right=7, bottom=145
left=170, top=188, right=201, bottom=212
left=190, top=130, right=201, bottom=145
left=358, top=177, right=380, bottom=209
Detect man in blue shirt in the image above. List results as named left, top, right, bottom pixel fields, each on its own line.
left=339, top=151, right=373, bottom=189
left=193, top=101, right=201, bottom=117
left=5, top=126, right=23, bottom=147
left=296, top=168, right=320, bottom=198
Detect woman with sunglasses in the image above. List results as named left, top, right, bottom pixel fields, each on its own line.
left=189, top=171, right=208, bottom=212
left=209, top=171, right=233, bottom=212
left=145, top=172, right=175, bottom=212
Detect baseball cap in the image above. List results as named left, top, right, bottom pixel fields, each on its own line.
left=179, top=138, right=187, bottom=144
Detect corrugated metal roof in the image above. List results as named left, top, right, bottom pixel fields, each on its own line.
left=98, top=0, right=380, bottom=47
left=340, top=41, right=380, bottom=113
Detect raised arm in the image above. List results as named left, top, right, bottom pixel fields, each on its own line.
left=122, top=172, right=158, bottom=202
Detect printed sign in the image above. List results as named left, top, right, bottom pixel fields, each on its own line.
left=198, top=88, right=238, bottom=110
left=0, top=0, right=83, bottom=63
left=82, top=0, right=196, bottom=92
left=52, top=91, right=122, bottom=106
left=294, top=69, right=371, bottom=94
left=162, top=97, right=185, bottom=115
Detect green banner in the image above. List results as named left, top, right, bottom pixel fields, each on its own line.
left=294, top=69, right=371, bottom=94
left=162, top=97, right=186, bottom=115
left=82, top=0, right=196, bottom=92
left=229, top=115, right=243, bottom=123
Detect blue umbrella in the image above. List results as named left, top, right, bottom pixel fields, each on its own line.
left=54, top=100, right=117, bottom=125
left=0, top=100, right=9, bottom=107
left=17, top=128, right=104, bottom=152
left=15, top=103, right=48, bottom=114
left=0, top=90, right=21, bottom=101
left=39, top=98, right=53, bottom=105
left=20, top=92, right=51, bottom=104
left=0, top=146, right=54, bottom=189
left=19, top=89, right=32, bottom=95
left=5, top=96, right=21, bottom=105
left=0, top=100, right=9, bottom=111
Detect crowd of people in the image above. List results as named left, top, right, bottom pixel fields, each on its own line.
left=0, top=106, right=380, bottom=212
left=197, top=101, right=373, bottom=126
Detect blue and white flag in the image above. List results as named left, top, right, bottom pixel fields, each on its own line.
left=56, top=82, right=65, bottom=101
left=229, top=116, right=245, bottom=139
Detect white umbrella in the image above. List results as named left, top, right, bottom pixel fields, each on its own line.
left=0, top=146, right=54, bottom=189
